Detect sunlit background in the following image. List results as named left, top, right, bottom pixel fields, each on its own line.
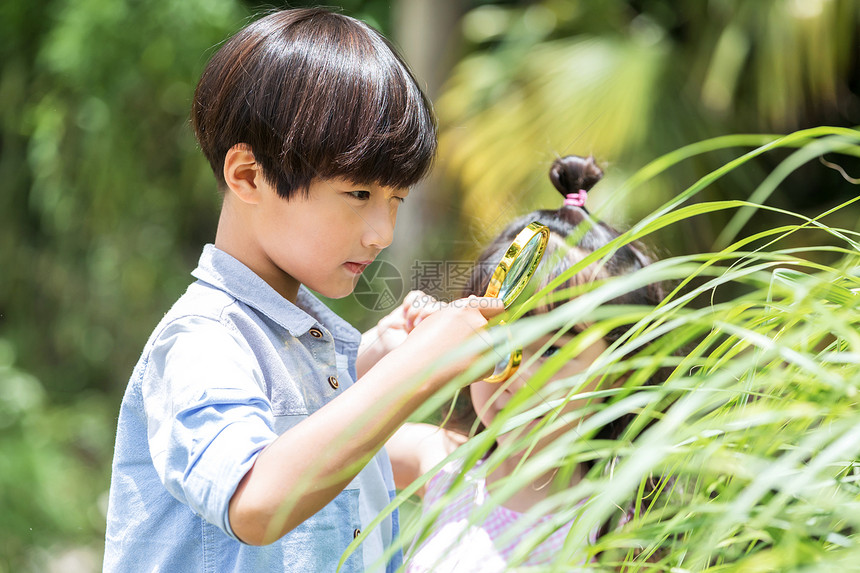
left=1, top=0, right=858, bottom=570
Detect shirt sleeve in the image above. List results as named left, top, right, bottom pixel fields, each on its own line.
left=141, top=315, right=278, bottom=541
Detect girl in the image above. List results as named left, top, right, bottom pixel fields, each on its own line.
left=385, top=154, right=669, bottom=571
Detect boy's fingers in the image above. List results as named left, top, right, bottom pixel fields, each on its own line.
left=480, top=297, right=505, bottom=319
left=403, top=290, right=424, bottom=307
left=405, top=292, right=447, bottom=330
left=463, top=296, right=505, bottom=320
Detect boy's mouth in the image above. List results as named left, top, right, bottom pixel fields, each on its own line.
left=344, top=261, right=372, bottom=275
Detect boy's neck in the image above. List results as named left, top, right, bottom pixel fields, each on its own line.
left=214, top=200, right=301, bottom=303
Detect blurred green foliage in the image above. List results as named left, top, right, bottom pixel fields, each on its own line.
left=0, top=0, right=857, bottom=570
left=0, top=340, right=115, bottom=571
left=435, top=0, right=860, bottom=264
left=1, top=0, right=244, bottom=401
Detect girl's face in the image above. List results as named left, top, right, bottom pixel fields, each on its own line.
left=469, top=332, right=610, bottom=452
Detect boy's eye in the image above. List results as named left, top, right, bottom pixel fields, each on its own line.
left=541, top=345, right=562, bottom=359
left=349, top=190, right=371, bottom=200
left=394, top=196, right=406, bottom=204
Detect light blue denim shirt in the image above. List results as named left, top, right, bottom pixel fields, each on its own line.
left=104, top=244, right=401, bottom=572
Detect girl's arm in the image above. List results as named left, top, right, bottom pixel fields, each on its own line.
left=386, top=422, right=467, bottom=496
left=228, top=297, right=501, bottom=545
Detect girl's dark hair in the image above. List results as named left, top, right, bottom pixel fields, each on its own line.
left=192, top=8, right=436, bottom=198
left=450, top=155, right=668, bottom=439
left=466, top=154, right=664, bottom=341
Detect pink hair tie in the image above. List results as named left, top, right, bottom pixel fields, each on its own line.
left=564, top=190, right=587, bottom=207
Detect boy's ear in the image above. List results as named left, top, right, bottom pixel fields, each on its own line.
left=223, top=144, right=264, bottom=204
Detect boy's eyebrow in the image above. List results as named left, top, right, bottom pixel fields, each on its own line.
left=320, top=178, right=409, bottom=195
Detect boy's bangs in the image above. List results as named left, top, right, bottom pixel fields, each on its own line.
left=258, top=14, right=436, bottom=196
left=321, top=50, right=436, bottom=190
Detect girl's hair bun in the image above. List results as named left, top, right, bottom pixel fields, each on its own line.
left=549, top=155, right=604, bottom=197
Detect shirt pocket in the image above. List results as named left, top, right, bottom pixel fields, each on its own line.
left=268, top=359, right=315, bottom=417
left=279, top=487, right=364, bottom=572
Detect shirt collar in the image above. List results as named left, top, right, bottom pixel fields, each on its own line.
left=191, top=244, right=360, bottom=345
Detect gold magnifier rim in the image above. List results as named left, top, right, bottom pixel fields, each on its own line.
left=483, top=344, right=522, bottom=384
left=482, top=221, right=549, bottom=383
left=484, top=221, right=550, bottom=306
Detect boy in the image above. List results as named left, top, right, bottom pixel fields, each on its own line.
left=103, top=8, right=501, bottom=572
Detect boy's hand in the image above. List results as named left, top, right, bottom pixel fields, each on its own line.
left=395, top=295, right=505, bottom=389
left=357, top=290, right=446, bottom=377
left=402, top=290, right=446, bottom=331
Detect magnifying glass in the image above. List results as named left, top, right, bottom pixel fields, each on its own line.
left=482, top=221, right=550, bottom=383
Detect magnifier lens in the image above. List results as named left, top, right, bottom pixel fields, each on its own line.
left=499, top=233, right=545, bottom=307
left=491, top=355, right=510, bottom=377
left=481, top=222, right=549, bottom=384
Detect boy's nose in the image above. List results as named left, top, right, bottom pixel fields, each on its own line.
left=362, top=209, right=395, bottom=249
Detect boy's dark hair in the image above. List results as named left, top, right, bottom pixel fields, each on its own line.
left=192, top=8, right=436, bottom=198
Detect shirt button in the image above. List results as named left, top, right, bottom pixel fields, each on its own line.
left=353, top=528, right=361, bottom=539
left=328, top=376, right=339, bottom=389
left=309, top=328, right=323, bottom=338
